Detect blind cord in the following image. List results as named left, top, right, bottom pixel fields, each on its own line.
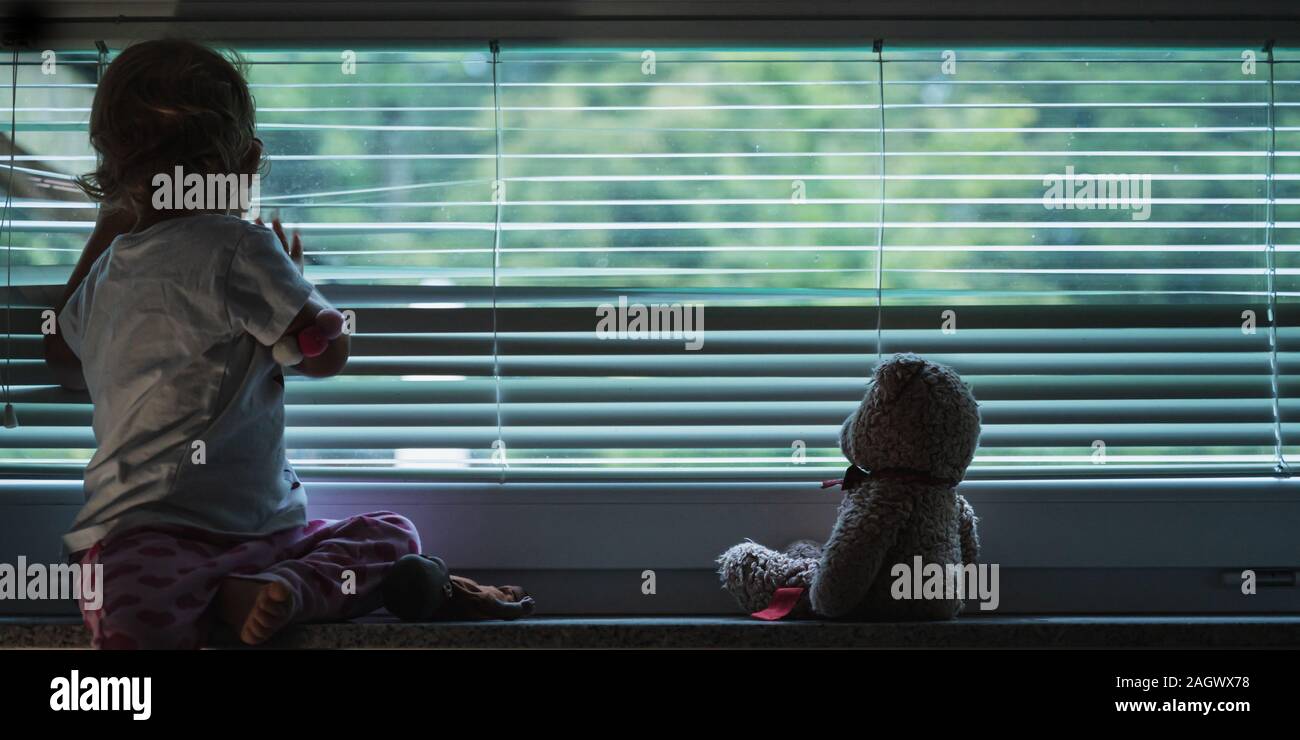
left=873, top=41, right=886, bottom=363
left=2, top=49, right=18, bottom=429
left=489, top=40, right=505, bottom=483
left=1263, top=41, right=1288, bottom=476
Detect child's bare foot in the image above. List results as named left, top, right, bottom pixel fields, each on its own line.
left=216, top=577, right=296, bottom=645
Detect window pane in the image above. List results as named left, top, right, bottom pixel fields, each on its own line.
left=496, top=49, right=881, bottom=480
left=882, top=48, right=1274, bottom=476
left=1, top=50, right=98, bottom=476
left=0, top=45, right=1291, bottom=482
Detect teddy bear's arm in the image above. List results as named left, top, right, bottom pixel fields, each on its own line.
left=956, top=494, right=979, bottom=565
left=809, top=489, right=914, bottom=618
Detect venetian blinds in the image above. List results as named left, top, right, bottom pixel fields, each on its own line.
left=1, top=45, right=1295, bottom=484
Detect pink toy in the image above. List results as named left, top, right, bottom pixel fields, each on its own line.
left=272, top=308, right=345, bottom=365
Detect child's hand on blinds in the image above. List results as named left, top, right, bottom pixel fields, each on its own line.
left=256, top=216, right=305, bottom=274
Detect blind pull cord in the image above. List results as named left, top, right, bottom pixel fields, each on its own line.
left=1, top=47, right=20, bottom=429
left=1263, top=40, right=1288, bottom=476
left=873, top=39, right=886, bottom=364
left=489, top=39, right=506, bottom=484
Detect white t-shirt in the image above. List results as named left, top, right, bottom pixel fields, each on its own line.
left=59, top=214, right=317, bottom=555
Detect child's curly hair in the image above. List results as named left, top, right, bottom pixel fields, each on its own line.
left=76, top=39, right=262, bottom=215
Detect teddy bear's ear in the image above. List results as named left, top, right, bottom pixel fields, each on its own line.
left=872, top=353, right=927, bottom=404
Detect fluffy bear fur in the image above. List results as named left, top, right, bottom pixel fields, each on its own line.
left=717, top=353, right=982, bottom=620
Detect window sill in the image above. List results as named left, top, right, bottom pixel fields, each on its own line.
left=3, top=478, right=1298, bottom=614
left=5, top=615, right=1300, bottom=650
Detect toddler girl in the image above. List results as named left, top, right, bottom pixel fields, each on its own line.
left=44, top=39, right=420, bottom=648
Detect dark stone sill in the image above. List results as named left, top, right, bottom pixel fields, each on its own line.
left=3, top=615, right=1300, bottom=649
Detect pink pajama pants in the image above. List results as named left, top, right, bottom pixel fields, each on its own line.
left=77, top=511, right=420, bottom=649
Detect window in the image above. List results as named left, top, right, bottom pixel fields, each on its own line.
left=2, top=42, right=1299, bottom=614
left=3, top=45, right=1294, bottom=486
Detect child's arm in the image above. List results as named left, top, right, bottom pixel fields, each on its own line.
left=259, top=219, right=350, bottom=378
left=43, top=334, right=84, bottom=391
left=280, top=297, right=351, bottom=378
left=43, top=208, right=135, bottom=390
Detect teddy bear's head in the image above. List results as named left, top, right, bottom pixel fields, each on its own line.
left=839, top=353, right=981, bottom=484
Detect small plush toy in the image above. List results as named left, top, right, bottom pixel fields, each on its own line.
left=718, top=353, right=982, bottom=620
left=272, top=307, right=346, bottom=366
left=382, top=553, right=535, bottom=621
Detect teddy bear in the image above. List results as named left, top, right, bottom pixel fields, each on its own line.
left=717, top=352, right=982, bottom=620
